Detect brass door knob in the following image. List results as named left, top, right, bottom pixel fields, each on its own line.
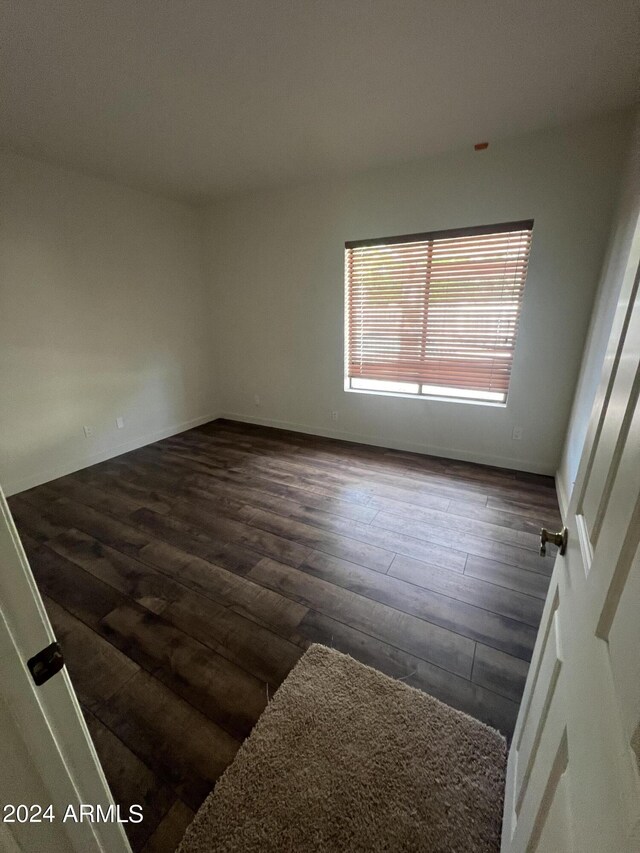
left=539, top=526, right=568, bottom=557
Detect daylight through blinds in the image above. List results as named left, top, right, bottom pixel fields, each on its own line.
left=345, top=221, right=533, bottom=402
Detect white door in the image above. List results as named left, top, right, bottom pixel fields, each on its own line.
left=501, top=213, right=640, bottom=851
left=0, top=487, right=131, bottom=852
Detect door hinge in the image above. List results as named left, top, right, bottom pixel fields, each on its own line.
left=27, top=642, right=65, bottom=686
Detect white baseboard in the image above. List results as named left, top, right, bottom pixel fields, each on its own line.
left=4, top=408, right=558, bottom=497
left=218, top=411, right=556, bottom=475
left=3, top=413, right=218, bottom=496
left=555, top=470, right=569, bottom=521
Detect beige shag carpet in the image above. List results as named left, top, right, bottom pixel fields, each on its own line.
left=178, top=644, right=507, bottom=853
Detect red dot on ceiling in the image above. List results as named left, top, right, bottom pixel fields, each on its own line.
left=474, top=142, right=489, bottom=151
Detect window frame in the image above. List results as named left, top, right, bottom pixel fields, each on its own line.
left=343, top=220, right=533, bottom=407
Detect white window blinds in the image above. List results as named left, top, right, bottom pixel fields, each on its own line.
left=345, top=221, right=533, bottom=403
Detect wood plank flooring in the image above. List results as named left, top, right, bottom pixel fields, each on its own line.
left=8, top=419, right=560, bottom=851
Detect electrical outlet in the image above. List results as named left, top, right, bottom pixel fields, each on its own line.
left=116, top=416, right=125, bottom=429
left=83, top=425, right=94, bottom=438
left=331, top=411, right=339, bottom=422
left=254, top=394, right=261, bottom=406
left=512, top=426, right=523, bottom=441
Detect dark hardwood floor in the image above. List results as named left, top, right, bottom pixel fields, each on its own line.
left=9, top=419, right=560, bottom=851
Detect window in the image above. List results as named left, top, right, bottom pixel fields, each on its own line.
left=345, top=220, right=533, bottom=405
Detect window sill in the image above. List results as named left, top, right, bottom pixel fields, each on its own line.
left=344, top=386, right=508, bottom=408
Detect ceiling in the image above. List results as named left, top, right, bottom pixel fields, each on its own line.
left=1, top=0, right=638, bottom=202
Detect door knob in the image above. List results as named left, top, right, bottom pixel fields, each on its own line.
left=539, top=526, right=568, bottom=557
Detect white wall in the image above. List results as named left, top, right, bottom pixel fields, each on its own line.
left=1, top=111, right=633, bottom=495
left=205, top=111, right=633, bottom=474
left=556, top=112, right=640, bottom=514
left=0, top=150, right=216, bottom=495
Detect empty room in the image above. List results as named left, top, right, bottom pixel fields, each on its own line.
left=1, top=2, right=639, bottom=852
